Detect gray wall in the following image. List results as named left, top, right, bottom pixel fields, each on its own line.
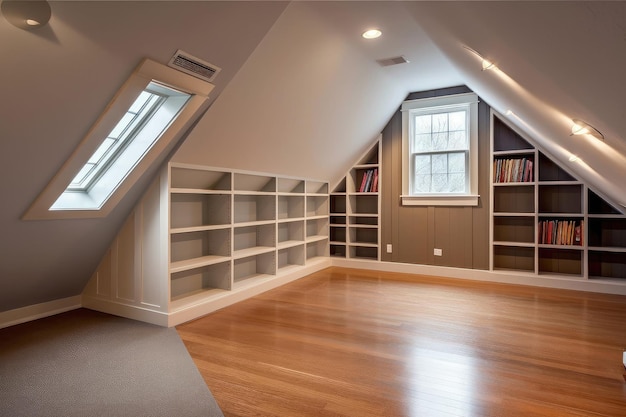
left=381, top=86, right=490, bottom=269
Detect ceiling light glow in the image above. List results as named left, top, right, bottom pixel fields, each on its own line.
left=463, top=45, right=497, bottom=71
left=571, top=119, right=604, bottom=140
left=482, top=59, right=496, bottom=71
left=1, top=0, right=51, bottom=30
left=571, top=123, right=589, bottom=136
left=362, top=29, right=382, bottom=39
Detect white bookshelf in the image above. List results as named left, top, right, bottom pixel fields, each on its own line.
left=167, top=163, right=329, bottom=322
left=83, top=162, right=332, bottom=327
left=490, top=112, right=626, bottom=281
left=329, top=139, right=381, bottom=261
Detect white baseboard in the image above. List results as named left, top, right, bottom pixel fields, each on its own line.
left=82, top=259, right=332, bottom=328
left=81, top=297, right=170, bottom=327
left=168, top=258, right=331, bottom=327
left=5, top=257, right=623, bottom=330
left=0, top=296, right=82, bottom=330
left=332, top=258, right=626, bottom=296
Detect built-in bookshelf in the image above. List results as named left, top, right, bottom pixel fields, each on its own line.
left=587, top=190, right=626, bottom=279
left=169, top=164, right=329, bottom=308
left=330, top=140, right=380, bottom=261
left=490, top=113, right=626, bottom=281
left=82, top=162, right=331, bottom=327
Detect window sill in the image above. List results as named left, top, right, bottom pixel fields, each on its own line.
left=401, top=194, right=480, bottom=207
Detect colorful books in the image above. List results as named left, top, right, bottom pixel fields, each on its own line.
left=358, top=168, right=378, bottom=192
left=538, top=219, right=583, bottom=245
left=493, top=158, right=533, bottom=183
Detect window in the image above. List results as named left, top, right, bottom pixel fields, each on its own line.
left=51, top=82, right=191, bottom=211
left=67, top=87, right=170, bottom=192
left=401, top=93, right=479, bottom=206
left=23, top=59, right=214, bottom=219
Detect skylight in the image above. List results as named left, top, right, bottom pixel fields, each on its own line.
left=23, top=58, right=214, bottom=220
left=51, top=82, right=191, bottom=211
left=68, top=89, right=166, bottom=191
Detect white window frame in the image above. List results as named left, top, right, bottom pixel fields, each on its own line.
left=401, top=92, right=480, bottom=206
left=23, top=59, right=214, bottom=220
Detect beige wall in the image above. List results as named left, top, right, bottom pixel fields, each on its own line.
left=381, top=86, right=490, bottom=269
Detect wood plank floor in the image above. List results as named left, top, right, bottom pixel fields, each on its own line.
left=176, top=267, right=626, bottom=417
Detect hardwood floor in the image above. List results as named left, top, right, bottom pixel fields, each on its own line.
left=177, top=267, right=626, bottom=417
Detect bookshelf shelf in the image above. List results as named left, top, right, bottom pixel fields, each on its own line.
left=493, top=241, right=535, bottom=248
left=490, top=113, right=626, bottom=281
left=170, top=255, right=231, bottom=274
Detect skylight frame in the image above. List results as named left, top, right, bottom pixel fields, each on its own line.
left=23, top=59, right=214, bottom=220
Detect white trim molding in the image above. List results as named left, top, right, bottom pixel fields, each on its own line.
left=401, top=194, right=479, bottom=206
left=0, top=296, right=82, bottom=329
left=332, top=258, right=626, bottom=296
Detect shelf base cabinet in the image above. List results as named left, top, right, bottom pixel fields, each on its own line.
left=491, top=113, right=626, bottom=283
left=83, top=163, right=330, bottom=327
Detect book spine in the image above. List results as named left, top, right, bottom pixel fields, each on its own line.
left=359, top=171, right=367, bottom=192
left=371, top=168, right=378, bottom=192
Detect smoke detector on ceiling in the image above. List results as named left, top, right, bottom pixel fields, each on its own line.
left=168, top=50, right=221, bottom=83
left=377, top=55, right=410, bottom=67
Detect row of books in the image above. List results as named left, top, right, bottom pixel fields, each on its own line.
left=494, top=158, right=533, bottom=183
left=358, top=168, right=378, bottom=192
left=538, top=220, right=583, bottom=246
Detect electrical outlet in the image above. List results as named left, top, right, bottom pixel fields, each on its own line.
left=434, top=248, right=442, bottom=256
left=386, top=244, right=393, bottom=253
left=623, top=350, right=626, bottom=370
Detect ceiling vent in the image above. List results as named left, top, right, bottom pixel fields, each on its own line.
left=377, top=55, right=410, bottom=67
left=168, top=50, right=221, bottom=83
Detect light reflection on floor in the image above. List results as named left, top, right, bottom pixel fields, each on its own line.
left=404, top=344, right=478, bottom=417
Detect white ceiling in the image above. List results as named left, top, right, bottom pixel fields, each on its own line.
left=1, top=1, right=625, bottom=312
left=173, top=1, right=462, bottom=185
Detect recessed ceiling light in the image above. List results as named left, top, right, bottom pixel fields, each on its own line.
left=362, top=29, right=382, bottom=39
left=1, top=0, right=51, bottom=30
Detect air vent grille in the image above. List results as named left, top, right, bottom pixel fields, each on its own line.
left=168, top=50, right=221, bottom=82
left=377, top=55, right=410, bottom=67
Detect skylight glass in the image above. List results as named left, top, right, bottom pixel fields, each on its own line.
left=50, top=81, right=191, bottom=211
left=68, top=90, right=165, bottom=191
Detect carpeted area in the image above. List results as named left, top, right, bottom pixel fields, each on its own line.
left=0, top=309, right=224, bottom=417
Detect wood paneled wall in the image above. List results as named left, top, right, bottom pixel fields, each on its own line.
left=381, top=86, right=490, bottom=269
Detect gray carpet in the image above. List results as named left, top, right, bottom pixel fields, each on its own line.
left=0, top=309, right=224, bottom=417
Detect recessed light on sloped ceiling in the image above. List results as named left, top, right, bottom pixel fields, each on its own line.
left=362, top=29, right=382, bottom=39
left=377, top=55, right=410, bottom=67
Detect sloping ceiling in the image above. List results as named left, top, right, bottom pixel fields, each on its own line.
left=172, top=1, right=462, bottom=184
left=407, top=1, right=626, bottom=210
left=1, top=1, right=625, bottom=314
left=0, top=1, right=287, bottom=311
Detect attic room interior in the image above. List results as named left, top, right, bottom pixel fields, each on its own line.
left=2, top=1, right=626, bottom=416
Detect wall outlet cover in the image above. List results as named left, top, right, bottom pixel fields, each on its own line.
left=434, top=248, right=442, bottom=256
left=386, top=244, right=392, bottom=253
